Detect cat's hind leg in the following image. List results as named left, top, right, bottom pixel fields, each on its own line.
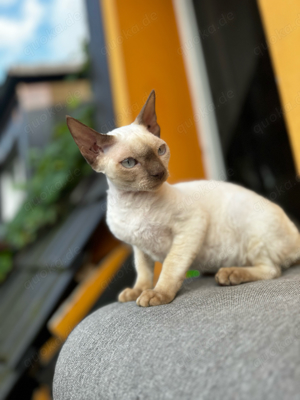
left=215, top=264, right=281, bottom=286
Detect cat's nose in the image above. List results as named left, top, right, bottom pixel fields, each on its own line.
left=151, top=170, right=165, bottom=180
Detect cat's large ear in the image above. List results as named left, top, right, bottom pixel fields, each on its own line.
left=66, top=116, right=116, bottom=172
left=135, top=90, right=160, bottom=137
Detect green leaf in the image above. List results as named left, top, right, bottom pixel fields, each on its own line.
left=186, top=270, right=200, bottom=278
left=0, top=251, right=13, bottom=283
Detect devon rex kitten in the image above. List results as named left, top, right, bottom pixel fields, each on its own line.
left=66, top=90, right=300, bottom=307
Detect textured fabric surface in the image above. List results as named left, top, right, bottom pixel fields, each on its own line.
left=53, top=266, right=300, bottom=400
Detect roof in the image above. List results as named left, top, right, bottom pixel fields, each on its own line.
left=0, top=365, right=18, bottom=400
left=0, top=62, right=85, bottom=134
left=0, top=172, right=108, bottom=399
left=7, top=63, right=84, bottom=78
left=14, top=200, right=106, bottom=270
left=0, top=268, right=73, bottom=369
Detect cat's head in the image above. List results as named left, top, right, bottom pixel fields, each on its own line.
left=66, top=90, right=170, bottom=191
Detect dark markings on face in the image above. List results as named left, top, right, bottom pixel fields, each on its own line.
left=115, top=142, right=168, bottom=190
left=133, top=147, right=166, bottom=177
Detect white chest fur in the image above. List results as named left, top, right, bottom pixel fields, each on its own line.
left=106, top=184, right=173, bottom=262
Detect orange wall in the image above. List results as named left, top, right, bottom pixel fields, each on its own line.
left=101, top=0, right=205, bottom=183
left=258, top=0, right=300, bottom=174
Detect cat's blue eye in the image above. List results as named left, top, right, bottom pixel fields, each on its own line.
left=158, top=144, right=166, bottom=156
left=121, top=157, right=137, bottom=168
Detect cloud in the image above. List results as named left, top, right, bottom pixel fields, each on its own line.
left=0, top=0, right=44, bottom=81
left=47, top=0, right=89, bottom=63
left=0, top=0, right=89, bottom=82
left=0, top=0, right=18, bottom=6
left=22, top=0, right=89, bottom=63
left=0, top=0, right=44, bottom=48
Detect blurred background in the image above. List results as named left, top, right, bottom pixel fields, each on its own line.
left=0, top=0, right=300, bottom=398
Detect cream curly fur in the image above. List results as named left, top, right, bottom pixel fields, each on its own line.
left=67, top=91, right=300, bottom=307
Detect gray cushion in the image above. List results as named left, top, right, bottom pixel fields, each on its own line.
left=53, top=266, right=300, bottom=400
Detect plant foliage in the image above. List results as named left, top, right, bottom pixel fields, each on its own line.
left=0, top=104, right=94, bottom=281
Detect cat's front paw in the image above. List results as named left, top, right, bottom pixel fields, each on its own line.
left=118, top=287, right=143, bottom=302
left=215, top=267, right=247, bottom=286
left=136, top=289, right=174, bottom=307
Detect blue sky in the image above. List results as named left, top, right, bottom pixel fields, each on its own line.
left=0, top=0, right=89, bottom=83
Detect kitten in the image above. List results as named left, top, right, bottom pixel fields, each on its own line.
left=66, top=90, right=300, bottom=307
